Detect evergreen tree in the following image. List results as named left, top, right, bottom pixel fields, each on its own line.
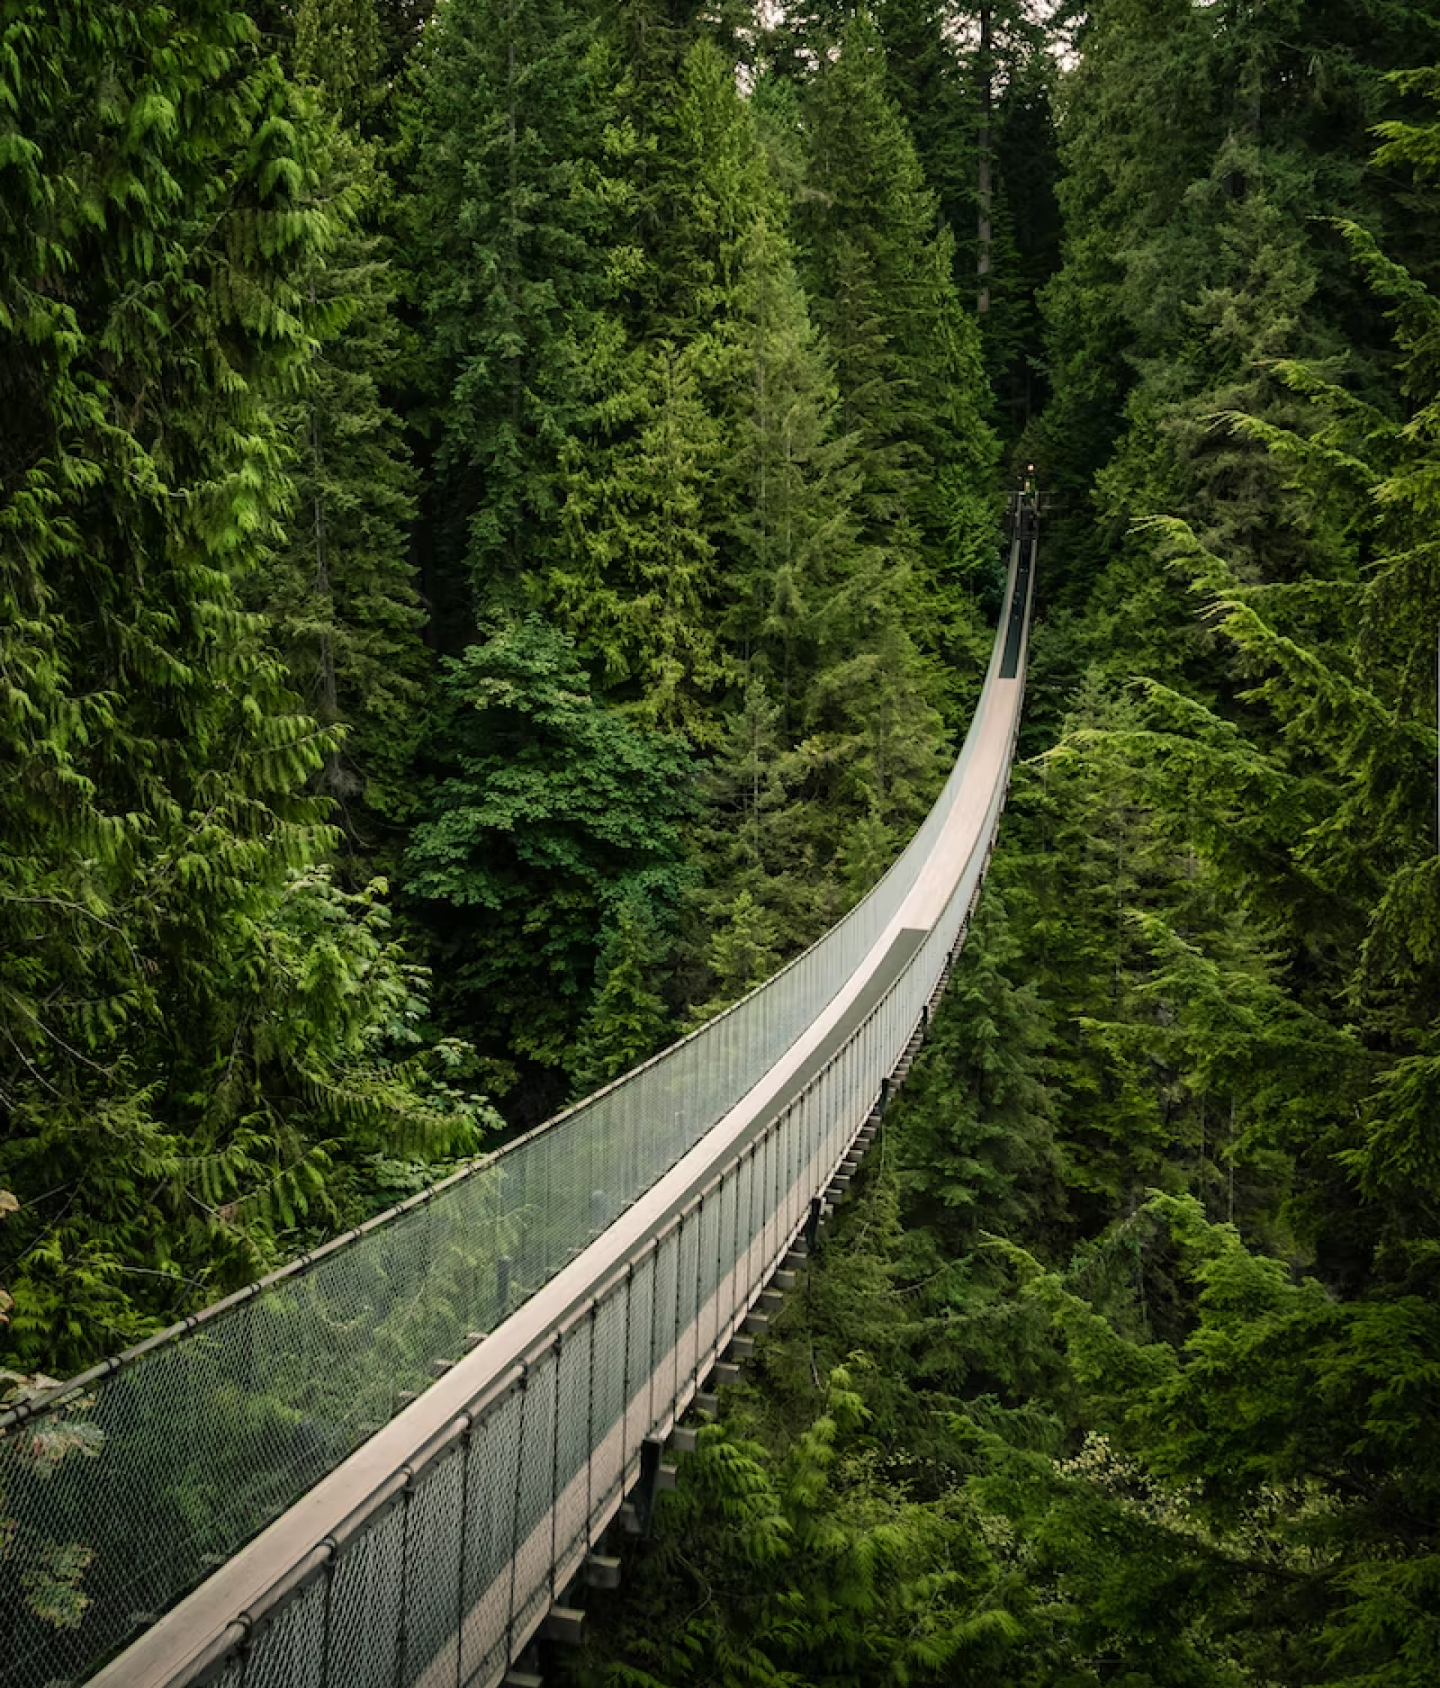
left=877, top=0, right=974, bottom=252
left=554, top=36, right=757, bottom=733
left=405, top=618, right=696, bottom=1098
left=875, top=0, right=1061, bottom=420
left=892, top=887, right=1060, bottom=1255
left=291, top=0, right=385, bottom=126
left=230, top=1, right=434, bottom=848
left=988, top=47, right=1064, bottom=428
left=798, top=15, right=998, bottom=712
left=1034, top=0, right=1216, bottom=605
left=688, top=678, right=839, bottom=971
left=556, top=334, right=727, bottom=733
left=249, top=122, right=428, bottom=841
left=568, top=894, right=673, bottom=1093
left=411, top=0, right=611, bottom=624
left=688, top=890, right=784, bottom=1023
left=0, top=1, right=481, bottom=1372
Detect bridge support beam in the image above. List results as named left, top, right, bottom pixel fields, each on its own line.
left=543, top=1607, right=585, bottom=1647
left=585, top=1554, right=623, bottom=1590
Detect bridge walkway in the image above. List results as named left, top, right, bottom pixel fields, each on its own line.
left=4, top=501, right=1039, bottom=1688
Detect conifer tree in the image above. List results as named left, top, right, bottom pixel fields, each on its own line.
left=233, top=0, right=430, bottom=843
left=291, top=0, right=386, bottom=127
left=688, top=891, right=784, bottom=1023
left=0, top=1, right=480, bottom=1370
left=568, top=895, right=672, bottom=1093
left=251, top=124, right=428, bottom=840
left=411, top=0, right=611, bottom=623
left=892, top=887, right=1059, bottom=1252
left=554, top=36, right=754, bottom=733
left=875, top=0, right=1060, bottom=417
left=798, top=16, right=998, bottom=711
left=556, top=336, right=727, bottom=734
left=651, top=39, right=961, bottom=958
left=405, top=619, right=695, bottom=1091
left=688, top=679, right=836, bottom=968
left=1033, top=0, right=1214, bottom=604
left=877, top=0, right=975, bottom=247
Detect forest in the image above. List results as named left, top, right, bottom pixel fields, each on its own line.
left=4, top=0, right=1440, bottom=1682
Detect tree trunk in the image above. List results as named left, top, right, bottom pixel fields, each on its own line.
left=977, top=3, right=993, bottom=314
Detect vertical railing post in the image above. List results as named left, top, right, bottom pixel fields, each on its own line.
left=759, top=1127, right=771, bottom=1270
left=711, top=1181, right=725, bottom=1355
left=393, top=1484, right=413, bottom=1688
left=585, top=1300, right=598, bottom=1545
left=728, top=1164, right=742, bottom=1327
left=549, top=1333, right=563, bottom=1601
left=619, top=1264, right=634, bottom=1491
left=454, top=1421, right=471, bottom=1688
left=647, top=1240, right=663, bottom=1437
left=691, top=1193, right=705, bottom=1399
left=318, top=1551, right=336, bottom=1688
left=672, top=1210, right=685, bottom=1413
left=505, top=1364, right=529, bottom=1665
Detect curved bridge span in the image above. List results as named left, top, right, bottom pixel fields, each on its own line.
left=6, top=505, right=1037, bottom=1688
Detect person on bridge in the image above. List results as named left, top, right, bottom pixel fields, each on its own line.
left=1020, top=465, right=1039, bottom=540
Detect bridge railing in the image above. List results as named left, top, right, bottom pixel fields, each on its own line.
left=4, top=512, right=1033, bottom=1688
left=122, top=688, right=1016, bottom=1688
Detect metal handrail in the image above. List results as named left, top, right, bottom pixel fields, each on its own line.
left=84, top=508, right=1036, bottom=1688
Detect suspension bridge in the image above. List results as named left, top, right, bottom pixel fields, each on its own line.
left=2, top=499, right=1037, bottom=1688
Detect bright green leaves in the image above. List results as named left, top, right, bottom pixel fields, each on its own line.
left=582, top=1369, right=1022, bottom=1688
left=250, top=121, right=426, bottom=837
left=0, top=1, right=490, bottom=1375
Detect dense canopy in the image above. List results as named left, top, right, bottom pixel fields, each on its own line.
left=4, top=1, right=1440, bottom=1683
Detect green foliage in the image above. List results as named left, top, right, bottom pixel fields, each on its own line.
left=409, top=0, right=612, bottom=621
left=405, top=618, right=696, bottom=1078
left=568, top=21, right=1440, bottom=1688
left=254, top=120, right=427, bottom=841
left=572, top=1369, right=1022, bottom=1688
left=875, top=0, right=1063, bottom=426
left=559, top=334, right=728, bottom=732
left=687, top=891, right=783, bottom=1025
left=891, top=889, right=1062, bottom=1255
left=569, top=895, right=673, bottom=1095
left=798, top=14, right=1000, bottom=711
left=0, top=0, right=490, bottom=1375
left=0, top=1367, right=104, bottom=1632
